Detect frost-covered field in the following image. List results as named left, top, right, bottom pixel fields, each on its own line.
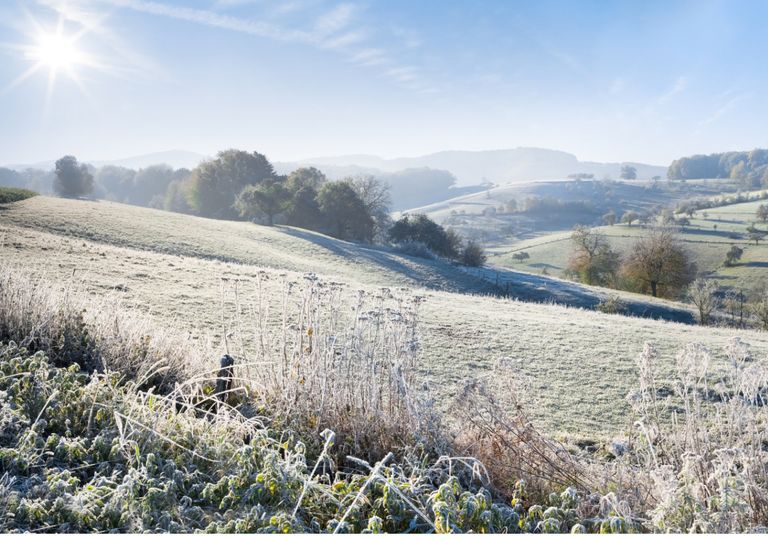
left=2, top=196, right=768, bottom=439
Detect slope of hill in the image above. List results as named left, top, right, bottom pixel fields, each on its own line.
left=0, top=197, right=496, bottom=294
left=276, top=148, right=668, bottom=186
left=3, top=196, right=767, bottom=440
left=408, top=178, right=744, bottom=246
left=496, top=197, right=768, bottom=297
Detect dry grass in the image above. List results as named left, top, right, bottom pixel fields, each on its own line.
left=0, top=265, right=205, bottom=391
left=212, top=272, right=442, bottom=460
left=616, top=340, right=768, bottom=532
left=0, top=265, right=440, bottom=462
left=451, top=360, right=589, bottom=498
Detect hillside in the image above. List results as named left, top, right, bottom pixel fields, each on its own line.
left=495, top=197, right=768, bottom=297
left=409, top=178, right=745, bottom=246
left=3, top=196, right=768, bottom=440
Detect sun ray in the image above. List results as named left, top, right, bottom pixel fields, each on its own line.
left=1, top=62, right=43, bottom=95
left=44, top=66, right=58, bottom=114
left=64, top=65, right=91, bottom=100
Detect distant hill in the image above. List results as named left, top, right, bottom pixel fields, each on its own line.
left=5, top=150, right=208, bottom=172
left=275, top=147, right=668, bottom=186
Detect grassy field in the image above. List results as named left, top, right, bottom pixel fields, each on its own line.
left=3, top=196, right=768, bottom=441
left=493, top=198, right=768, bottom=296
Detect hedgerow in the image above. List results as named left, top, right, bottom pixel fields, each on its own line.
left=0, top=188, right=37, bottom=205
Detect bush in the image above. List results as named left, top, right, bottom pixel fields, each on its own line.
left=724, top=245, right=744, bottom=266
left=512, top=251, right=530, bottom=263
left=393, top=240, right=437, bottom=260
left=389, top=214, right=460, bottom=259
left=461, top=240, right=487, bottom=267
left=596, top=295, right=627, bottom=314
left=0, top=187, right=37, bottom=204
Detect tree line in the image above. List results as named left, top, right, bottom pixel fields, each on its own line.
left=668, top=149, right=768, bottom=188
left=21, top=150, right=488, bottom=266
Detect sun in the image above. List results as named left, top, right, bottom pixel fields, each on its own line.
left=28, top=31, right=86, bottom=71
left=2, top=13, right=101, bottom=104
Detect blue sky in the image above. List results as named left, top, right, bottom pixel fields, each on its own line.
left=1, top=0, right=767, bottom=166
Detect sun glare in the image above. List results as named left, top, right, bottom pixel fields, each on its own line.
left=29, top=32, right=84, bottom=70
left=5, top=16, right=99, bottom=105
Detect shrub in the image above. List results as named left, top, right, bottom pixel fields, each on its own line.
left=687, top=278, right=719, bottom=325
left=596, top=295, right=627, bottom=314
left=0, top=343, right=593, bottom=533
left=461, top=240, right=487, bottom=267
left=0, top=188, right=37, bottom=204
left=394, top=240, right=437, bottom=260
left=512, top=251, right=530, bottom=263
left=724, top=245, right=744, bottom=266
left=748, top=293, right=768, bottom=330
left=389, top=214, right=460, bottom=259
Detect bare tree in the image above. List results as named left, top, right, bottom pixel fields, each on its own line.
left=622, top=227, right=696, bottom=298
left=749, top=294, right=768, bottom=331
left=350, top=175, right=392, bottom=241
left=602, top=211, right=616, bottom=226
left=568, top=226, right=621, bottom=286
left=724, top=288, right=747, bottom=328
left=687, top=278, right=719, bottom=325
left=621, top=211, right=640, bottom=227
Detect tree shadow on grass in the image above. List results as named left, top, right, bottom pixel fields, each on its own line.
left=278, top=227, right=495, bottom=294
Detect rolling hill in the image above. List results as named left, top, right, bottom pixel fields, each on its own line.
left=495, top=196, right=768, bottom=297
left=408, top=177, right=746, bottom=247
left=5, top=150, right=208, bottom=172
left=275, top=147, right=668, bottom=186
left=2, top=196, right=767, bottom=440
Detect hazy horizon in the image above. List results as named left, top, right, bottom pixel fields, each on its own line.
left=2, top=0, right=768, bottom=167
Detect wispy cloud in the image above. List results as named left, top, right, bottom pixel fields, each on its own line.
left=609, top=77, right=625, bottom=95
left=385, top=66, right=419, bottom=84
left=350, top=47, right=388, bottom=67
left=83, top=0, right=438, bottom=94
left=699, top=91, right=751, bottom=126
left=91, top=0, right=319, bottom=44
left=658, top=76, right=687, bottom=104
left=313, top=2, right=356, bottom=36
